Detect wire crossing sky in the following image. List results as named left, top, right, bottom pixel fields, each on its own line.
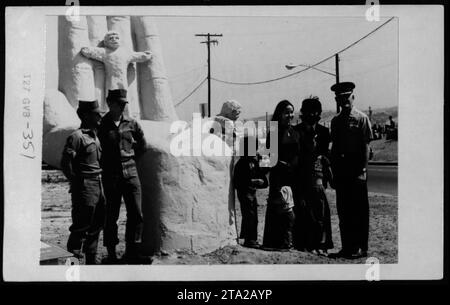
left=171, top=16, right=396, bottom=114
left=46, top=15, right=398, bottom=120
left=174, top=77, right=208, bottom=107
left=210, top=17, right=395, bottom=86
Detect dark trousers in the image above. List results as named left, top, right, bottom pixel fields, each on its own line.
left=263, top=205, right=295, bottom=249
left=293, top=203, right=308, bottom=250
left=237, top=191, right=258, bottom=242
left=103, top=174, right=143, bottom=248
left=303, top=185, right=334, bottom=251
left=291, top=186, right=309, bottom=251
left=335, top=179, right=370, bottom=253
left=67, top=176, right=105, bottom=255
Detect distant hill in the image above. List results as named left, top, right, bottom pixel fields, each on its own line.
left=245, top=106, right=398, bottom=127
left=321, top=106, right=397, bottom=126
left=244, top=107, right=398, bottom=163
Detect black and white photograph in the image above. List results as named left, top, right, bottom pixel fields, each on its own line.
left=3, top=5, right=444, bottom=282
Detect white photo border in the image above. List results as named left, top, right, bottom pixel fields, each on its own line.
left=3, top=5, right=444, bottom=281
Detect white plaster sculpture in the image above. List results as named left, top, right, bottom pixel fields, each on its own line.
left=210, top=99, right=242, bottom=148
left=80, top=31, right=152, bottom=93
left=43, top=15, right=237, bottom=256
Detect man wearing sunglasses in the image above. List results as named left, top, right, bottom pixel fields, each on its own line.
left=328, top=82, right=373, bottom=259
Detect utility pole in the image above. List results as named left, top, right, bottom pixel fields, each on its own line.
left=195, top=33, right=222, bottom=117
left=335, top=53, right=340, bottom=113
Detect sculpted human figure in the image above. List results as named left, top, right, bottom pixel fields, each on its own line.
left=44, top=16, right=237, bottom=258
left=210, top=99, right=242, bottom=149
left=80, top=31, right=152, bottom=91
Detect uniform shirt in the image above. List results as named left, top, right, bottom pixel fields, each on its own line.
left=330, top=107, right=373, bottom=156
left=98, top=112, right=147, bottom=177
left=61, top=128, right=102, bottom=179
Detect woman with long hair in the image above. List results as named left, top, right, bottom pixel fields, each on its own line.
left=262, top=100, right=302, bottom=250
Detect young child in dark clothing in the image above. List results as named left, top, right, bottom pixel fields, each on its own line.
left=262, top=161, right=296, bottom=251
left=233, top=135, right=268, bottom=248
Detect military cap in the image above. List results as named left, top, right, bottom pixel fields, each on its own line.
left=78, top=100, right=101, bottom=113
left=330, top=82, right=355, bottom=95
left=106, top=89, right=128, bottom=103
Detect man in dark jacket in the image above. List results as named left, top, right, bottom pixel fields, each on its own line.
left=98, top=89, right=150, bottom=264
left=294, top=96, right=334, bottom=255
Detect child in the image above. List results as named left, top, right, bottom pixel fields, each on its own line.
left=262, top=161, right=296, bottom=251
left=233, top=135, right=268, bottom=248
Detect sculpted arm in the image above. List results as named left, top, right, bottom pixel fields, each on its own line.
left=80, top=46, right=106, bottom=62
left=129, top=50, right=152, bottom=63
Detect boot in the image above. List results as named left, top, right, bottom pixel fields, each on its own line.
left=122, top=243, right=137, bottom=264
left=122, top=243, right=152, bottom=265
left=102, top=246, right=119, bottom=264
left=85, top=253, right=97, bottom=265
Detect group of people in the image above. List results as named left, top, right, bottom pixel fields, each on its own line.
left=61, top=89, right=150, bottom=265
left=233, top=81, right=373, bottom=259
left=371, top=115, right=397, bottom=140
left=61, top=81, right=372, bottom=264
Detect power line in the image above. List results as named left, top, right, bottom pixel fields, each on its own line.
left=211, top=67, right=309, bottom=85
left=174, top=69, right=207, bottom=100
left=195, top=33, right=223, bottom=117
left=174, top=77, right=208, bottom=108
left=335, top=17, right=395, bottom=55
left=211, top=17, right=395, bottom=86
left=170, top=64, right=207, bottom=80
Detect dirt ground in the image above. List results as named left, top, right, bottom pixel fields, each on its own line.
left=41, top=169, right=397, bottom=265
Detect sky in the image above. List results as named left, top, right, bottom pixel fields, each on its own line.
left=46, top=15, right=398, bottom=121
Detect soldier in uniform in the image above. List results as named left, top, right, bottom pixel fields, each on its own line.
left=98, top=89, right=150, bottom=264
left=328, top=82, right=373, bottom=259
left=61, top=100, right=105, bottom=265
